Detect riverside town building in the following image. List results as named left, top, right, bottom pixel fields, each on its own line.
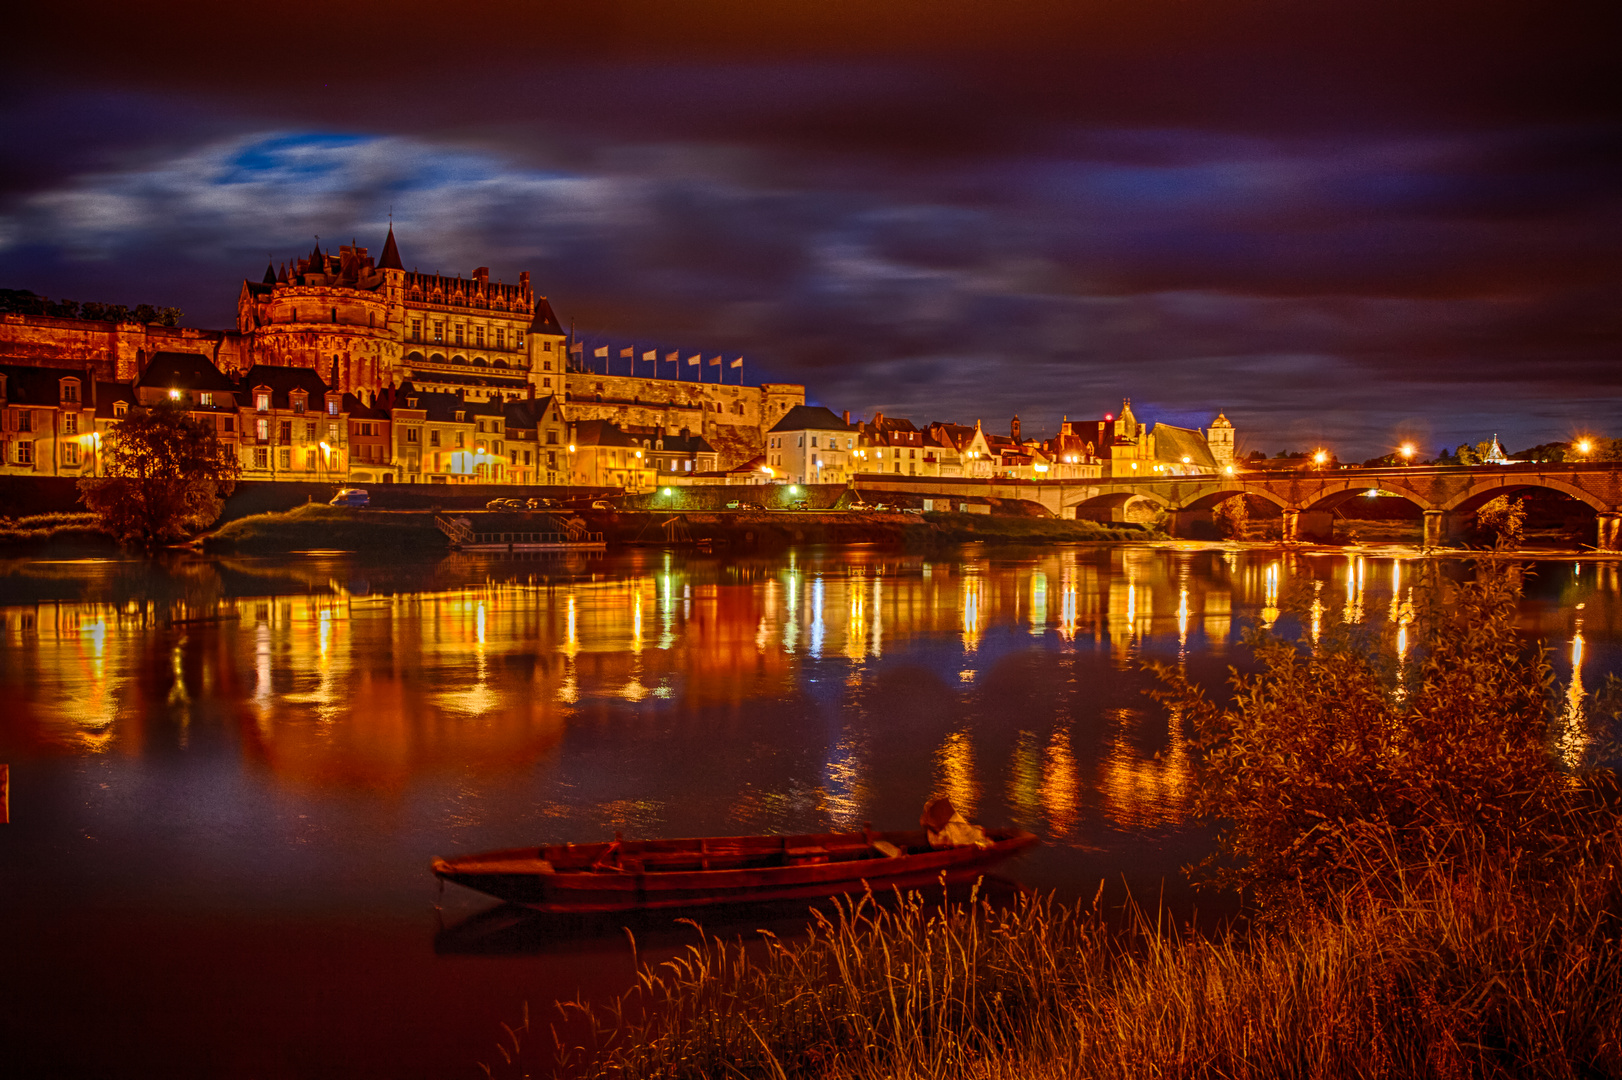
left=0, top=227, right=1235, bottom=489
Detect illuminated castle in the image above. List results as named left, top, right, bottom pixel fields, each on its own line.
left=236, top=227, right=567, bottom=400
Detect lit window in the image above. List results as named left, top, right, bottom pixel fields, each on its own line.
left=327, top=399, right=338, bottom=416
left=199, top=392, right=212, bottom=407
left=256, top=392, right=270, bottom=412
left=63, top=413, right=78, bottom=435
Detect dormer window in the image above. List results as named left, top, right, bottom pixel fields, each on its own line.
left=60, top=379, right=79, bottom=404
left=255, top=391, right=270, bottom=412
left=293, top=393, right=306, bottom=414
left=199, top=392, right=212, bottom=407
left=407, top=397, right=418, bottom=408
left=327, top=398, right=338, bottom=416
left=114, top=401, right=128, bottom=418
left=455, top=410, right=465, bottom=423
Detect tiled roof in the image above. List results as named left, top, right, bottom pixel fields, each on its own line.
left=138, top=352, right=238, bottom=393
left=769, top=404, right=854, bottom=433
left=1152, top=424, right=1218, bottom=470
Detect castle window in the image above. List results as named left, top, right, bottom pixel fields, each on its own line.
left=496, top=328, right=505, bottom=349
left=541, top=340, right=549, bottom=351
left=434, top=322, right=444, bottom=343
left=254, top=447, right=268, bottom=469
left=430, top=430, right=440, bottom=447
left=306, top=449, right=316, bottom=470
left=454, top=325, right=464, bottom=345
left=543, top=378, right=551, bottom=388
left=455, top=432, right=464, bottom=448
left=279, top=448, right=291, bottom=470
left=279, top=421, right=292, bottom=442
left=63, top=413, right=78, bottom=435
left=406, top=428, right=419, bottom=443
left=516, top=332, right=524, bottom=348
left=475, top=326, right=485, bottom=347
left=411, top=320, right=421, bottom=341
left=306, top=422, right=317, bottom=441
left=256, top=418, right=269, bottom=441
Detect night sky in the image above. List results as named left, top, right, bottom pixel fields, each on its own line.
left=3, top=0, right=1619, bottom=458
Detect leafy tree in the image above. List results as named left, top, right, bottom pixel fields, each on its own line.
left=79, top=405, right=240, bottom=549
left=1476, top=495, right=1526, bottom=547
left=1152, top=560, right=1569, bottom=910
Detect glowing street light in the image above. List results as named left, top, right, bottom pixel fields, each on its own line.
left=1400, top=442, right=1415, bottom=463
left=1312, top=450, right=1329, bottom=468
left=1576, top=438, right=1594, bottom=456
left=1224, top=464, right=1236, bottom=476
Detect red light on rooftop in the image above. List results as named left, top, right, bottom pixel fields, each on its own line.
left=1104, top=413, right=1114, bottom=421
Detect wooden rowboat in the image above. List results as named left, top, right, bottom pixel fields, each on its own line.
left=431, top=827, right=1039, bottom=913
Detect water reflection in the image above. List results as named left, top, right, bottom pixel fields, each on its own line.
left=3, top=547, right=1617, bottom=844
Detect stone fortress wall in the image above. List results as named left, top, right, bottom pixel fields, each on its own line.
left=562, top=372, right=805, bottom=468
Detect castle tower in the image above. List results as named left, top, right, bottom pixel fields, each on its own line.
left=1207, top=412, right=1235, bottom=468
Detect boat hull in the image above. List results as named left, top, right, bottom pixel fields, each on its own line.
left=432, top=828, right=1038, bottom=913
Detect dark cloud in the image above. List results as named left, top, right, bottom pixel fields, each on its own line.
left=2, top=1, right=1620, bottom=455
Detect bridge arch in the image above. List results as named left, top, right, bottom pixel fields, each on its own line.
left=1441, top=476, right=1609, bottom=513
left=1175, top=486, right=1290, bottom=513
left=1298, top=479, right=1430, bottom=513
left=1071, top=490, right=1171, bottom=524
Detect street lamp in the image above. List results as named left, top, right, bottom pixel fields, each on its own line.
left=1576, top=438, right=1594, bottom=456
left=1400, top=442, right=1415, bottom=464
left=1312, top=450, right=1329, bottom=468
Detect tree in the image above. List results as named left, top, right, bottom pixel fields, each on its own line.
left=79, top=405, right=240, bottom=549
left=1476, top=495, right=1526, bottom=548
left=1152, top=560, right=1564, bottom=910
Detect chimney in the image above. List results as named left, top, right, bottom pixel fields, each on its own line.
left=842, top=410, right=850, bottom=425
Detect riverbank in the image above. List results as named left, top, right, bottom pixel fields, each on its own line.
left=0, top=512, right=117, bottom=555
left=197, top=505, right=1161, bottom=554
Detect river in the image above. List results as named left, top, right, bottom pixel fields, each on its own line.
left=1, top=543, right=1613, bottom=1078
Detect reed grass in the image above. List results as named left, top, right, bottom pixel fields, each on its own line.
left=485, top=829, right=1621, bottom=1080
left=0, top=511, right=113, bottom=548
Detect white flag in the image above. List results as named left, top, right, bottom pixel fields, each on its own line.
left=686, top=354, right=700, bottom=366
left=594, top=345, right=608, bottom=358
left=642, top=350, right=656, bottom=362
left=729, top=357, right=743, bottom=368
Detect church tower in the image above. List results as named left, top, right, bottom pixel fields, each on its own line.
left=1207, top=412, right=1235, bottom=468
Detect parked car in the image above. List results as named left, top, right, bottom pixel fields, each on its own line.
left=790, top=500, right=810, bottom=511
left=590, top=500, right=614, bottom=510
left=485, top=498, right=524, bottom=511
left=329, top=488, right=369, bottom=508
left=728, top=500, right=764, bottom=511
left=526, top=498, right=557, bottom=510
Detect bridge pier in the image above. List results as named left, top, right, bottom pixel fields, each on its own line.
left=1283, top=509, right=1335, bottom=543
left=1423, top=510, right=1466, bottom=548
left=1168, top=509, right=1216, bottom=539
left=1597, top=512, right=1622, bottom=552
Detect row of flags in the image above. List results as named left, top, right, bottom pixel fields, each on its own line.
left=569, top=342, right=746, bottom=381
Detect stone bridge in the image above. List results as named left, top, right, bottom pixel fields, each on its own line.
left=855, top=462, right=1622, bottom=549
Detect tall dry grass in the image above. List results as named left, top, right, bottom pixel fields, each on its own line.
left=484, top=826, right=1622, bottom=1080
